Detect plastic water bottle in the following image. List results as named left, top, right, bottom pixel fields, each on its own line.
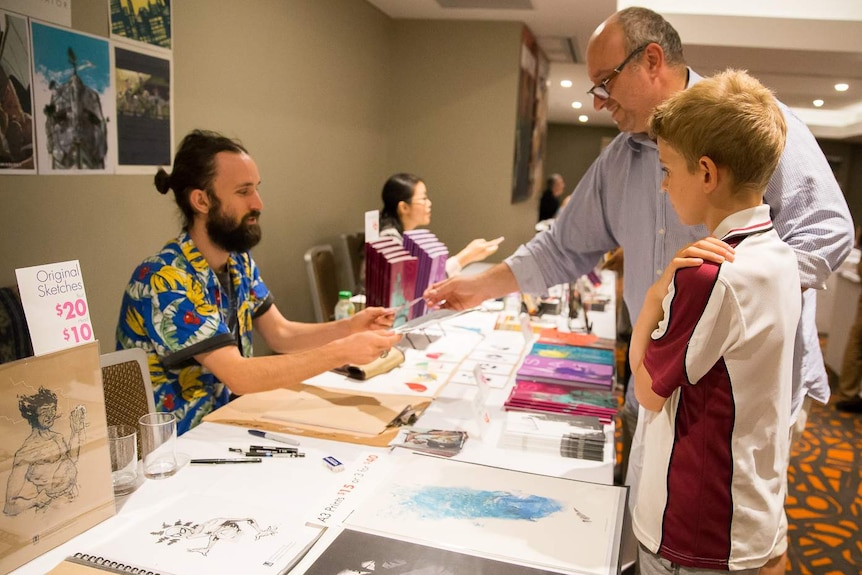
left=334, top=290, right=355, bottom=320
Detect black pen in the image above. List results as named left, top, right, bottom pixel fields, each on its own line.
left=190, top=458, right=263, bottom=464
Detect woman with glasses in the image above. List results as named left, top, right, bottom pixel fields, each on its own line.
left=379, top=172, right=503, bottom=277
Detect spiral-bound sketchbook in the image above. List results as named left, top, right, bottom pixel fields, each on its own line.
left=44, top=495, right=324, bottom=575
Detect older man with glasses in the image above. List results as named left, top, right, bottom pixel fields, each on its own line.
left=426, top=7, right=853, bottom=575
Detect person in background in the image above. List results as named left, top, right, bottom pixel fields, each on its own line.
left=424, top=8, right=854, bottom=573
left=116, top=130, right=401, bottom=435
left=631, top=68, right=797, bottom=575
left=538, top=173, right=566, bottom=221
left=379, top=172, right=503, bottom=277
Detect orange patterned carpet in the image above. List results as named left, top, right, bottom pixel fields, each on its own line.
left=785, top=401, right=862, bottom=574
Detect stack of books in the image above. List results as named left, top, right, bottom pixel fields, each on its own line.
left=504, top=336, right=618, bottom=424
left=501, top=411, right=607, bottom=461
left=401, top=230, right=449, bottom=316
left=364, top=230, right=449, bottom=324
left=364, top=236, right=419, bottom=324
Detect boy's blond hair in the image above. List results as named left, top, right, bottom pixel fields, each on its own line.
left=649, top=69, right=787, bottom=194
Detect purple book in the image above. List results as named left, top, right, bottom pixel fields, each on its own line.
left=516, top=355, right=614, bottom=387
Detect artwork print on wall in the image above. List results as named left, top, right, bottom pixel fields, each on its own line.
left=114, top=44, right=172, bottom=171
left=30, top=21, right=117, bottom=174
left=0, top=10, right=36, bottom=173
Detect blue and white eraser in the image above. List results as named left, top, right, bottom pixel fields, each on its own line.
left=323, top=456, right=344, bottom=472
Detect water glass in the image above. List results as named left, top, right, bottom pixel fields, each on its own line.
left=138, top=412, right=178, bottom=479
left=107, top=424, right=138, bottom=495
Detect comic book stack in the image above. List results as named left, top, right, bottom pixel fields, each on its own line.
left=504, top=329, right=618, bottom=425
left=364, top=230, right=448, bottom=324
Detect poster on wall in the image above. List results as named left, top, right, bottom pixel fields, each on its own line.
left=30, top=21, right=117, bottom=174
left=0, top=0, right=70, bottom=27
left=113, top=44, right=172, bottom=173
left=0, top=9, right=36, bottom=174
left=109, top=0, right=172, bottom=52
left=511, top=27, right=549, bottom=204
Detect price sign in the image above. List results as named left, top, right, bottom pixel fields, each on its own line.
left=15, top=260, right=94, bottom=356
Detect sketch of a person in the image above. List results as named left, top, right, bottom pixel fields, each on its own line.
left=152, top=517, right=277, bottom=556
left=3, top=387, right=87, bottom=516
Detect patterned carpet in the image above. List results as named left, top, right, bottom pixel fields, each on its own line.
left=786, top=400, right=862, bottom=574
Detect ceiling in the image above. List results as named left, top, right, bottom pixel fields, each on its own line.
left=365, top=0, right=862, bottom=141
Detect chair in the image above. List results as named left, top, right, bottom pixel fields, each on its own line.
left=336, top=231, right=366, bottom=295
left=0, top=285, right=33, bottom=364
left=101, top=347, right=156, bottom=458
left=304, top=244, right=339, bottom=323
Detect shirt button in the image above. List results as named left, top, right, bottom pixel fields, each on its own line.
left=658, top=229, right=665, bottom=235
left=656, top=269, right=662, bottom=275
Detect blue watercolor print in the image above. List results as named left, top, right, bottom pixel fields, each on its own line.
left=395, top=486, right=563, bottom=522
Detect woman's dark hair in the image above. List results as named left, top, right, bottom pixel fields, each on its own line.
left=380, top=172, right=422, bottom=235
left=154, top=129, right=248, bottom=229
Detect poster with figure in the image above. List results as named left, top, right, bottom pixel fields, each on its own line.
left=113, top=44, right=172, bottom=172
left=345, top=456, right=627, bottom=575
left=0, top=9, right=36, bottom=173
left=109, top=0, right=172, bottom=52
left=0, top=342, right=115, bottom=575
left=30, top=21, right=117, bottom=174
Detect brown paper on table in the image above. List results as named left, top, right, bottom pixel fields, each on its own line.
left=203, top=384, right=431, bottom=447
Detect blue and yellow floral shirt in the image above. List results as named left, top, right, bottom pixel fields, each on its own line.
left=116, top=232, right=273, bottom=435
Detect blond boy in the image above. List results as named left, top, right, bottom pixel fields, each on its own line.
left=629, top=70, right=799, bottom=574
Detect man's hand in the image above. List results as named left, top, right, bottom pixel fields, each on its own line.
left=336, top=330, right=403, bottom=365
left=652, top=237, right=734, bottom=295
left=424, top=275, right=484, bottom=311
left=348, top=306, right=395, bottom=333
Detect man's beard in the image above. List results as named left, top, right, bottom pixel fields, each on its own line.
left=206, top=198, right=262, bottom=253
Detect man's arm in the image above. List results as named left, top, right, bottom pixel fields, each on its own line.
left=252, top=303, right=393, bottom=354
left=424, top=262, right=519, bottom=310
left=769, top=108, right=854, bottom=288
left=196, top=328, right=402, bottom=396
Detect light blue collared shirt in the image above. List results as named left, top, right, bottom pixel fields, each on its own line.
left=507, top=69, right=853, bottom=417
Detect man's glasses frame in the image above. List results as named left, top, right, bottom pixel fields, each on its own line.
left=587, top=43, right=651, bottom=100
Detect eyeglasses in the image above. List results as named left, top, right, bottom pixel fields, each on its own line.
left=411, top=195, right=431, bottom=205
left=587, top=44, right=650, bottom=100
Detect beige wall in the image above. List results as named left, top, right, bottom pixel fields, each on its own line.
left=544, top=122, right=621, bottom=202
left=0, top=1, right=530, bottom=352
left=386, top=20, right=534, bottom=258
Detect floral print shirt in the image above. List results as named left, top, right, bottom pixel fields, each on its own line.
left=116, top=232, right=273, bottom=434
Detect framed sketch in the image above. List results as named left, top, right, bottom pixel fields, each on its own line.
left=0, top=342, right=115, bottom=574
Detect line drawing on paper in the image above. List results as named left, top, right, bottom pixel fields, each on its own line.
left=3, top=386, right=87, bottom=516
left=151, top=517, right=278, bottom=556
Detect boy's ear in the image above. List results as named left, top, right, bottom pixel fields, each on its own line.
left=699, top=156, right=718, bottom=193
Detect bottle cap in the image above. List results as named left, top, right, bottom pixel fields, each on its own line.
left=338, top=290, right=352, bottom=299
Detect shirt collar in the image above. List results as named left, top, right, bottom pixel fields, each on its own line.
left=713, top=204, right=773, bottom=243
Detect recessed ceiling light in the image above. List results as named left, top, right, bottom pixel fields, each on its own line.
left=578, top=115, right=589, bottom=123
left=813, top=99, right=824, bottom=107
left=835, top=83, right=849, bottom=92
left=560, top=80, right=573, bottom=88
left=571, top=101, right=582, bottom=109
